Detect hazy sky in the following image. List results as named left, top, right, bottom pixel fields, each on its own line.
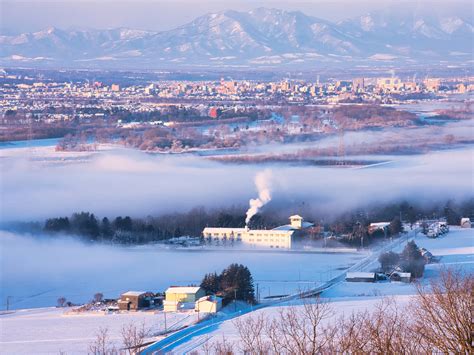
left=0, top=0, right=471, bottom=34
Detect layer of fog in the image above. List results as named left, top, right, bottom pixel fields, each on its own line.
left=0, top=133, right=473, bottom=222
left=0, top=231, right=362, bottom=309
left=249, top=118, right=474, bottom=155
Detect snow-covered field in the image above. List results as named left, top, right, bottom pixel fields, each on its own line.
left=0, top=307, right=199, bottom=354
left=0, top=231, right=367, bottom=309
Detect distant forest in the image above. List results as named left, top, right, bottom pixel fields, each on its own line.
left=37, top=199, right=474, bottom=245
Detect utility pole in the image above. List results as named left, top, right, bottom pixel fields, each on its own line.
left=234, top=289, right=237, bottom=312
left=164, top=309, right=167, bottom=332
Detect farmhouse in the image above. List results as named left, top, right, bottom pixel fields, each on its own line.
left=164, top=286, right=206, bottom=312
left=202, top=215, right=313, bottom=249
left=117, top=291, right=147, bottom=311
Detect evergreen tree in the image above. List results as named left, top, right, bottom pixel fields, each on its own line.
left=71, top=212, right=100, bottom=239
left=44, top=217, right=70, bottom=233
left=444, top=202, right=461, bottom=225
left=378, top=251, right=400, bottom=272
left=389, top=217, right=402, bottom=235
left=400, top=241, right=425, bottom=278
left=219, top=263, right=255, bottom=304
left=200, top=272, right=220, bottom=295
left=100, top=217, right=113, bottom=238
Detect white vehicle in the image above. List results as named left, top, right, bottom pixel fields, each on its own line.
left=438, top=221, right=449, bottom=234
left=427, top=225, right=439, bottom=238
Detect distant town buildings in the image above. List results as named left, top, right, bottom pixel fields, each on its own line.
left=1, top=69, right=473, bottom=126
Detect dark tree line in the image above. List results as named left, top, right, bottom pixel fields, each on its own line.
left=200, top=264, right=255, bottom=305
left=41, top=198, right=473, bottom=245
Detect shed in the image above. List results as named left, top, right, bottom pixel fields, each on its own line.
left=346, top=272, right=376, bottom=282
left=195, top=295, right=222, bottom=313
left=460, top=218, right=471, bottom=228
left=118, top=291, right=147, bottom=311
left=390, top=272, right=412, bottom=283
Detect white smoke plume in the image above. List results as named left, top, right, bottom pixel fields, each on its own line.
left=245, top=169, right=273, bottom=226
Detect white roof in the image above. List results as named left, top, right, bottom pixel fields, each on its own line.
left=289, top=215, right=303, bottom=219
left=346, top=272, right=375, bottom=278
left=121, top=291, right=146, bottom=297
left=273, top=222, right=313, bottom=231
left=166, top=286, right=202, bottom=294
left=370, top=222, right=390, bottom=228
left=197, top=295, right=222, bottom=303
left=203, top=227, right=246, bottom=233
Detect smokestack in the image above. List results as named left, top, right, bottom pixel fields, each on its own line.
left=245, top=169, right=272, bottom=226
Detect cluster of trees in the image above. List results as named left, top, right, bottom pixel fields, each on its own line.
left=41, top=199, right=472, bottom=246
left=378, top=241, right=426, bottom=277
left=200, top=264, right=255, bottom=305
left=204, top=269, right=472, bottom=354
left=331, top=104, right=418, bottom=128
left=42, top=208, right=282, bottom=243
left=57, top=292, right=104, bottom=308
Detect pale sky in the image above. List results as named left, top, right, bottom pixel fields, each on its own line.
left=0, top=0, right=471, bottom=34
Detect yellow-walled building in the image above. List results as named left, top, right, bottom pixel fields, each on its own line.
left=164, top=286, right=206, bottom=312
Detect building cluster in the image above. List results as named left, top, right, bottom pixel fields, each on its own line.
left=1, top=70, right=473, bottom=123
left=116, top=286, right=222, bottom=314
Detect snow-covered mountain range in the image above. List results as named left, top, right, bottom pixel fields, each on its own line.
left=1, top=8, right=472, bottom=68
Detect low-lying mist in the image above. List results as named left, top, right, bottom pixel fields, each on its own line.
left=0, top=141, right=473, bottom=223
left=0, top=230, right=363, bottom=309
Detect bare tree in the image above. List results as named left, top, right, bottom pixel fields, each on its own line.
left=201, top=335, right=213, bottom=355
left=121, top=322, right=150, bottom=355
left=211, top=336, right=235, bottom=355
left=266, top=297, right=333, bottom=354
left=88, top=327, right=117, bottom=355
left=93, top=293, right=104, bottom=303
left=234, top=313, right=270, bottom=354
left=57, top=297, right=66, bottom=308
left=328, top=312, right=371, bottom=353
left=410, top=269, right=473, bottom=354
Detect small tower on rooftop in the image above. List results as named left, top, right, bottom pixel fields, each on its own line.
left=289, top=215, right=303, bottom=229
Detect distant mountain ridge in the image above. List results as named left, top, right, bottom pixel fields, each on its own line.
left=0, top=8, right=472, bottom=69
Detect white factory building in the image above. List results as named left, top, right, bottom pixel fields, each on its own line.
left=202, top=215, right=313, bottom=249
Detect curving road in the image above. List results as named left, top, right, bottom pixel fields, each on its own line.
left=141, top=228, right=417, bottom=354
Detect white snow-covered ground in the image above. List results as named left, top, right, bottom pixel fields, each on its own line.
left=170, top=227, right=473, bottom=354
left=0, top=307, right=199, bottom=355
